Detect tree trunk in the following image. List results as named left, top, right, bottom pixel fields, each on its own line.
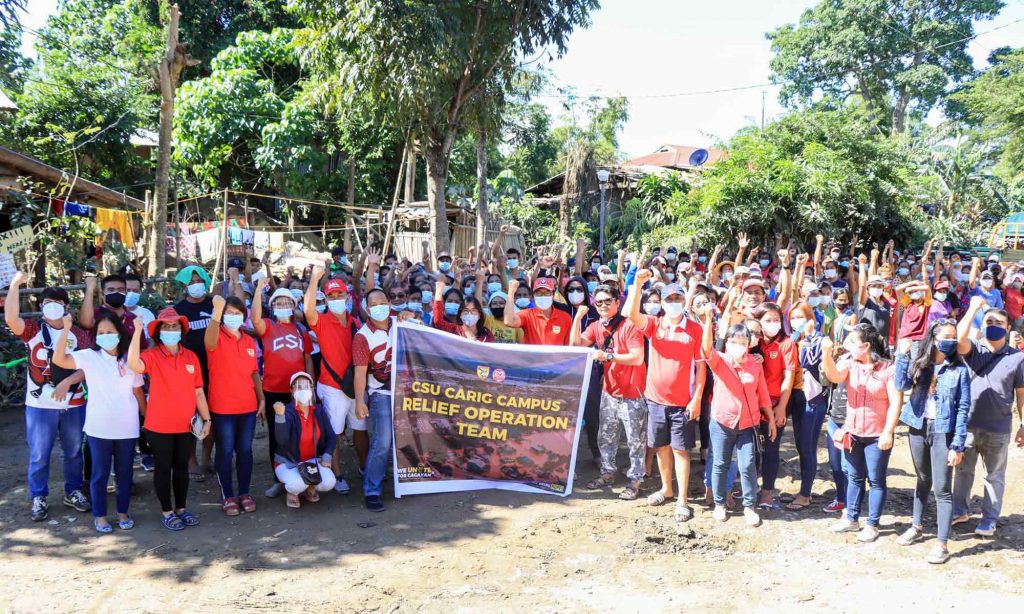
left=424, top=138, right=451, bottom=256
left=344, top=156, right=355, bottom=253
left=475, top=125, right=489, bottom=248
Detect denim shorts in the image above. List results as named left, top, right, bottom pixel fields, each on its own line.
left=647, top=401, right=696, bottom=451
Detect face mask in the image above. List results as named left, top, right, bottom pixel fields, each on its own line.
left=725, top=341, right=748, bottom=361
left=762, top=321, right=782, bottom=337
left=568, top=291, right=585, bottom=305
left=316, top=304, right=327, bottom=313
left=222, top=314, right=244, bottom=330
left=159, top=330, right=181, bottom=346
left=643, top=303, right=661, bottom=316
left=487, top=282, right=502, bottom=294
left=840, top=260, right=849, bottom=268
left=515, top=297, right=531, bottom=309
left=187, top=282, right=206, bottom=298
left=294, top=388, right=313, bottom=405
left=835, top=302, right=849, bottom=312
left=981, top=278, right=994, bottom=290
left=369, top=304, right=391, bottom=321
left=338, top=256, right=350, bottom=267
left=868, top=287, right=884, bottom=299
left=807, top=296, right=822, bottom=308
left=444, top=301, right=461, bottom=316
left=42, top=302, right=65, bottom=321
left=936, top=339, right=958, bottom=357
left=830, top=252, right=841, bottom=261
left=897, top=267, right=910, bottom=277
left=420, top=291, right=433, bottom=303
left=909, top=291, right=924, bottom=301
left=464, top=285, right=475, bottom=297
left=722, top=271, right=733, bottom=281
left=843, top=338, right=869, bottom=359
left=507, top=258, right=519, bottom=269
left=933, top=292, right=947, bottom=302
left=790, top=318, right=807, bottom=337
left=985, top=325, right=1007, bottom=342
left=666, top=272, right=675, bottom=281
left=274, top=308, right=293, bottom=320
left=824, top=269, right=837, bottom=279
left=124, top=291, right=140, bottom=308
left=392, top=302, right=407, bottom=311
left=286, top=289, right=302, bottom=301
left=534, top=296, right=553, bottom=310
left=587, top=281, right=598, bottom=293
left=461, top=312, right=480, bottom=327
left=327, top=299, right=348, bottom=314
left=95, top=333, right=120, bottom=351
left=666, top=253, right=677, bottom=262
left=591, top=263, right=601, bottom=273
left=926, top=265, right=934, bottom=273
left=103, top=292, right=126, bottom=309
left=439, top=261, right=451, bottom=273
left=662, top=302, right=684, bottom=319
left=697, top=256, right=707, bottom=264
left=759, top=259, right=770, bottom=268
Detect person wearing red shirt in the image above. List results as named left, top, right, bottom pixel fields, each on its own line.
left=252, top=280, right=314, bottom=498
left=504, top=277, right=572, bottom=345
left=572, top=285, right=648, bottom=501
left=626, top=272, right=705, bottom=522
left=700, top=306, right=776, bottom=527
left=205, top=295, right=264, bottom=516
left=304, top=265, right=364, bottom=494
left=754, top=302, right=799, bottom=509
left=431, top=279, right=495, bottom=342
left=271, top=372, right=337, bottom=509
left=128, top=308, right=211, bottom=531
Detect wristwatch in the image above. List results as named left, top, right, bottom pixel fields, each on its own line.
left=605, top=352, right=614, bottom=362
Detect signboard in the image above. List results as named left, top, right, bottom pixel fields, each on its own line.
left=0, top=226, right=33, bottom=254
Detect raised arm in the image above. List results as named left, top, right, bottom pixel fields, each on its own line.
left=813, top=235, right=824, bottom=278
left=776, top=249, right=792, bottom=310
left=819, top=335, right=849, bottom=384
left=626, top=269, right=652, bottom=329
left=3, top=271, right=28, bottom=336
left=504, top=278, right=523, bottom=329
left=364, top=246, right=380, bottom=290
left=969, top=257, right=981, bottom=290
left=205, top=294, right=226, bottom=351
left=251, top=277, right=269, bottom=337
left=700, top=307, right=715, bottom=358
left=51, top=314, right=78, bottom=370
left=127, top=322, right=146, bottom=374
left=304, top=266, right=325, bottom=328
left=735, top=232, right=749, bottom=268
left=79, top=274, right=97, bottom=330
left=574, top=237, right=585, bottom=277
left=958, top=295, right=985, bottom=355
left=492, top=225, right=508, bottom=261
left=569, top=305, right=589, bottom=347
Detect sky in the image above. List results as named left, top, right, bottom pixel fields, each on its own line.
left=18, top=0, right=1024, bottom=159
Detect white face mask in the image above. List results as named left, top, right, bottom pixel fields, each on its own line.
left=294, top=388, right=313, bottom=405
left=187, top=282, right=206, bottom=298
left=981, top=278, right=994, bottom=290
left=643, top=303, right=661, bottom=316
left=726, top=341, right=748, bottom=361
left=762, top=321, right=782, bottom=337
left=868, top=287, right=884, bottom=299
left=662, top=302, right=683, bottom=319
left=824, top=269, right=838, bottom=279
left=568, top=291, right=585, bottom=305
left=534, top=296, right=553, bottom=310
left=934, top=292, right=947, bottom=302
left=42, top=302, right=66, bottom=321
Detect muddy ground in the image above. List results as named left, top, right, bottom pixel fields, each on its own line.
left=0, top=407, right=1022, bottom=613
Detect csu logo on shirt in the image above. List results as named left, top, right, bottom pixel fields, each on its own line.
left=247, top=349, right=255, bottom=358
left=185, top=364, right=195, bottom=374
left=271, top=334, right=302, bottom=352
left=476, top=366, right=490, bottom=380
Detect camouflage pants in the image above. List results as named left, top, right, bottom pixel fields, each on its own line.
left=598, top=393, right=648, bottom=482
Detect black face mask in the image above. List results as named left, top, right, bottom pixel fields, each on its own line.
left=105, top=292, right=126, bottom=308
left=491, top=306, right=505, bottom=319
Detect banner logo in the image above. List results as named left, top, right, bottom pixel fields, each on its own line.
left=476, top=365, right=490, bottom=380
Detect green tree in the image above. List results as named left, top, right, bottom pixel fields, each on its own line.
left=292, top=0, right=599, bottom=254
left=768, top=0, right=1003, bottom=134
left=550, top=94, right=629, bottom=171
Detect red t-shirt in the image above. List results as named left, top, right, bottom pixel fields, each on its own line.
left=581, top=318, right=646, bottom=399
left=207, top=327, right=258, bottom=414
left=94, top=307, right=139, bottom=338
left=310, top=312, right=357, bottom=390
left=298, top=407, right=318, bottom=461
left=260, top=320, right=312, bottom=393
left=898, top=299, right=931, bottom=341
left=1006, top=288, right=1024, bottom=321
left=759, top=336, right=799, bottom=401
left=140, top=344, right=203, bottom=433
left=637, top=315, right=704, bottom=407
left=518, top=307, right=572, bottom=346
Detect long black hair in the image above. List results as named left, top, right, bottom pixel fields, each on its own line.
left=849, top=322, right=890, bottom=363
left=909, top=318, right=959, bottom=384
left=92, top=313, right=130, bottom=361
left=458, top=296, right=489, bottom=338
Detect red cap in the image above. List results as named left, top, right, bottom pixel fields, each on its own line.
left=323, top=279, right=347, bottom=295
left=147, top=307, right=189, bottom=339
left=933, top=280, right=950, bottom=291
left=533, top=277, right=556, bottom=292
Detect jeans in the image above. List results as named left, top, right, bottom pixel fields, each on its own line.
left=703, top=439, right=738, bottom=490
left=791, top=394, right=827, bottom=497
left=844, top=435, right=891, bottom=526
left=146, top=430, right=192, bottom=512
left=263, top=391, right=292, bottom=479
left=25, top=405, right=86, bottom=499
left=908, top=420, right=954, bottom=543
left=211, top=412, right=257, bottom=499
left=953, top=427, right=1011, bottom=524
left=759, top=421, right=786, bottom=492
left=825, top=419, right=848, bottom=504
left=364, top=391, right=393, bottom=498
left=709, top=420, right=759, bottom=508
left=87, top=436, right=136, bottom=517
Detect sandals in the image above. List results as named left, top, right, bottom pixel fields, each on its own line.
left=118, top=516, right=135, bottom=530
left=161, top=513, right=185, bottom=531
left=674, top=504, right=694, bottom=523
left=646, top=492, right=673, bottom=507
left=176, top=510, right=200, bottom=527
left=619, top=482, right=642, bottom=501
left=239, top=494, right=257, bottom=513
left=286, top=493, right=301, bottom=509
left=93, top=518, right=113, bottom=534
left=785, top=500, right=810, bottom=511
left=304, top=486, right=320, bottom=503
left=222, top=497, right=241, bottom=516
left=585, top=475, right=615, bottom=490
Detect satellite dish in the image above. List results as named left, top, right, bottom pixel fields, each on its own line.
left=688, top=148, right=709, bottom=167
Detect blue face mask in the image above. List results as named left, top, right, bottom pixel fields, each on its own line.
left=421, top=291, right=434, bottom=303
left=444, top=301, right=461, bottom=316
left=985, top=325, right=1007, bottom=342
left=587, top=281, right=598, bottom=293
left=392, top=302, right=407, bottom=311
left=515, top=297, right=531, bottom=309
left=759, top=259, right=770, bottom=268
left=487, top=282, right=502, bottom=294
left=328, top=299, right=347, bottom=314
left=507, top=258, right=519, bottom=270
left=124, top=291, right=140, bottom=308
left=439, top=261, right=451, bottom=273
left=159, top=330, right=181, bottom=346
left=936, top=339, right=958, bottom=357
left=289, top=289, right=303, bottom=300
left=273, top=308, right=293, bottom=320
left=698, top=256, right=707, bottom=263
left=407, top=303, right=422, bottom=313
left=222, top=314, right=245, bottom=330
left=368, top=304, right=391, bottom=321
left=897, top=267, right=910, bottom=276
left=315, top=304, right=327, bottom=313
left=95, top=333, right=120, bottom=351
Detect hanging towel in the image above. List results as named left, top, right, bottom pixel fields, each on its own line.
left=269, top=232, right=284, bottom=254
left=64, top=202, right=91, bottom=217
left=253, top=231, right=270, bottom=256
left=195, top=228, right=223, bottom=262
left=94, top=207, right=136, bottom=248
left=228, top=226, right=243, bottom=245
left=239, top=229, right=255, bottom=246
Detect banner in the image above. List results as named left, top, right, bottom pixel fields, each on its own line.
left=390, top=322, right=593, bottom=497
left=0, top=225, right=32, bottom=254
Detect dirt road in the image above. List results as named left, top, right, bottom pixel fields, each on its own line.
left=1, top=408, right=1022, bottom=612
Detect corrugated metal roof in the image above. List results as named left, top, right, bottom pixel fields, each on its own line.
left=621, top=144, right=726, bottom=170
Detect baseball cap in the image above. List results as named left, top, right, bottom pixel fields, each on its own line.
left=988, top=253, right=1000, bottom=262
left=533, top=277, right=556, bottom=292
left=270, top=288, right=297, bottom=304
left=227, top=257, right=244, bottom=269
left=933, top=280, right=950, bottom=291
left=596, top=265, right=616, bottom=282
left=323, top=279, right=348, bottom=295
left=661, top=283, right=685, bottom=300
left=742, top=278, right=765, bottom=292
left=867, top=275, right=885, bottom=285
left=289, top=372, right=314, bottom=387
left=980, top=270, right=994, bottom=279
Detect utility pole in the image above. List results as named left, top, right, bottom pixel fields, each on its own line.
left=149, top=4, right=196, bottom=276
left=761, top=90, right=766, bottom=131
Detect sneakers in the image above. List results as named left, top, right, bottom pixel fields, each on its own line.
left=63, top=490, right=90, bottom=512
left=830, top=518, right=859, bottom=533
left=140, top=454, right=155, bottom=472
left=857, top=525, right=880, bottom=543
left=365, top=495, right=384, bottom=512
left=927, top=545, right=951, bottom=565
left=334, top=477, right=351, bottom=495
left=975, top=519, right=997, bottom=537
left=30, top=496, right=48, bottom=522
left=744, top=507, right=762, bottom=527
left=265, top=482, right=286, bottom=498
left=822, top=499, right=846, bottom=514
left=712, top=505, right=728, bottom=522
left=896, top=526, right=923, bottom=546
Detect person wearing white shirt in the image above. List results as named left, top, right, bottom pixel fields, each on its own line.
left=53, top=313, right=145, bottom=534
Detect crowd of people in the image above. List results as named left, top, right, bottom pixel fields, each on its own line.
left=4, top=227, right=1023, bottom=564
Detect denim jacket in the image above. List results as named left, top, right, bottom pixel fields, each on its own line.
left=894, top=352, right=970, bottom=451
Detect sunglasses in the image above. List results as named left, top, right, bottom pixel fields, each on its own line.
left=390, top=293, right=407, bottom=300
left=594, top=298, right=615, bottom=307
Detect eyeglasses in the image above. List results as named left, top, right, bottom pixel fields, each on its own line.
left=594, top=298, right=615, bottom=307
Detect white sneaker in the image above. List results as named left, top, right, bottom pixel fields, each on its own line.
left=857, top=525, right=880, bottom=543
left=334, top=477, right=351, bottom=495
left=712, top=505, right=728, bottom=522
left=744, top=507, right=761, bottom=527
left=830, top=518, right=859, bottom=533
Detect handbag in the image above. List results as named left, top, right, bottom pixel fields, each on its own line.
left=298, top=461, right=323, bottom=486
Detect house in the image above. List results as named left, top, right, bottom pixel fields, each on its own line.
left=620, top=144, right=727, bottom=171
left=0, top=144, right=144, bottom=210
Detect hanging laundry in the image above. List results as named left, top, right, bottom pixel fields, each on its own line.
left=253, top=231, right=270, bottom=258
left=268, top=232, right=285, bottom=254
left=94, top=207, right=136, bottom=248
left=228, top=226, right=243, bottom=245
left=195, top=228, right=223, bottom=262
left=64, top=202, right=91, bottom=217
left=239, top=229, right=255, bottom=246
